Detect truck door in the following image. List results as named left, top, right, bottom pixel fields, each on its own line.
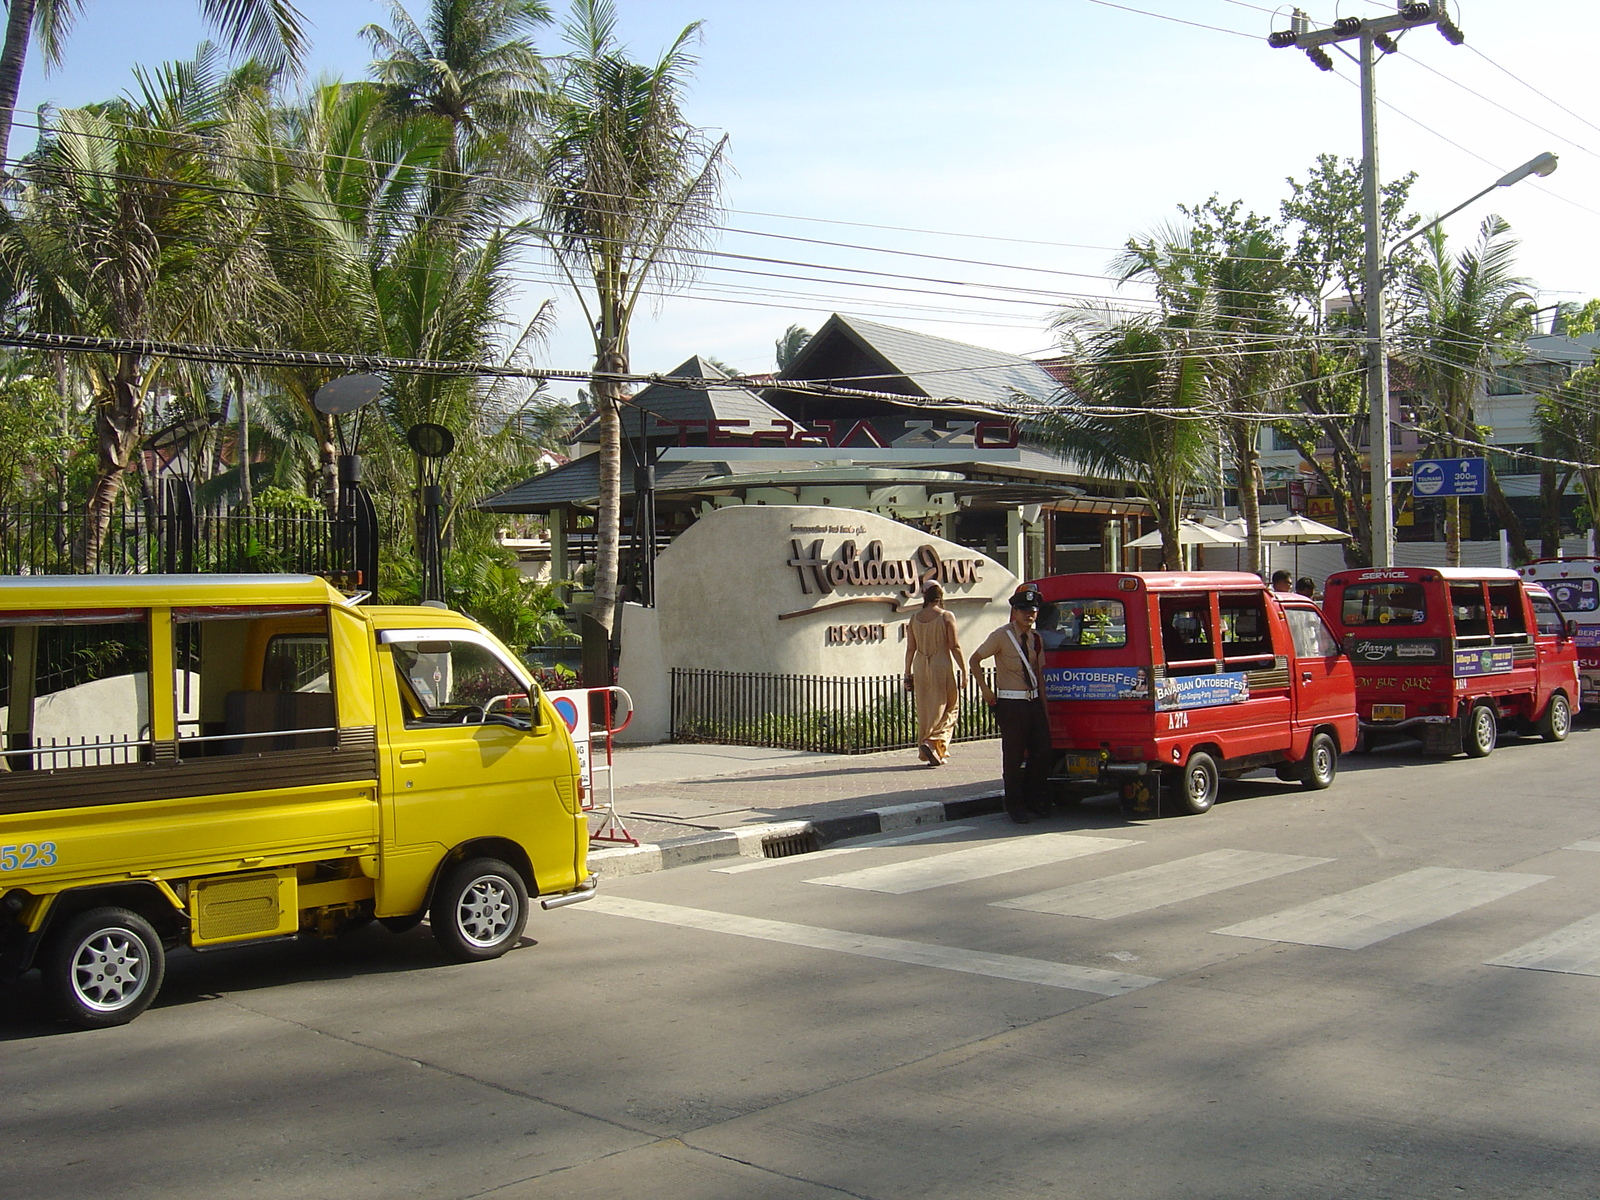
left=1529, top=590, right=1580, bottom=708
left=378, top=631, right=576, bottom=889
left=1282, top=604, right=1346, bottom=729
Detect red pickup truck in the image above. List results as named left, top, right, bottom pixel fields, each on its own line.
left=1034, top=571, right=1357, bottom=817
left=1321, top=566, right=1579, bottom=756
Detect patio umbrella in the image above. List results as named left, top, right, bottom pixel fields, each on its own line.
left=1126, top=520, right=1244, bottom=568
left=1258, top=515, right=1350, bottom=576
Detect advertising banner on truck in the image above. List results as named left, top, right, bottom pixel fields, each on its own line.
left=1453, top=647, right=1515, bottom=677
left=1042, top=666, right=1149, bottom=701
left=1153, top=672, right=1250, bottom=712
left=1347, top=637, right=1447, bottom=665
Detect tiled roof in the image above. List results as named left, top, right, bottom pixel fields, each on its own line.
left=572, top=355, right=788, bottom=441
left=781, top=315, right=1062, bottom=412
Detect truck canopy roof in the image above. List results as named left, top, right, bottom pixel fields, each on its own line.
left=0, top=574, right=349, bottom=609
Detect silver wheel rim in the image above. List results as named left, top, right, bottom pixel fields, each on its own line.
left=1314, top=743, right=1334, bottom=781
left=456, top=875, right=518, bottom=948
left=70, top=929, right=151, bottom=1013
left=1475, top=709, right=1495, bottom=750
left=1188, top=763, right=1213, bottom=805
left=1553, top=697, right=1571, bottom=737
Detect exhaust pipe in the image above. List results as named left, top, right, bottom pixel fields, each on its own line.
left=541, top=878, right=598, bottom=910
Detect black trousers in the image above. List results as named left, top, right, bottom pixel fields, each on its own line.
left=995, top=697, right=1054, bottom=815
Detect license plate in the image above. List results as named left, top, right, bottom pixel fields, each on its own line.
left=1371, top=704, right=1406, bottom=721
left=1060, top=752, right=1101, bottom=778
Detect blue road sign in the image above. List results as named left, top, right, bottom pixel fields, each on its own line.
left=1410, top=457, right=1487, bottom=498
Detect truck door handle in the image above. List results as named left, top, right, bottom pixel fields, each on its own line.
left=400, top=749, right=426, bottom=764
left=1301, top=672, right=1313, bottom=683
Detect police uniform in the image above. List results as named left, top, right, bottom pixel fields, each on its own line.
left=971, top=588, right=1055, bottom=823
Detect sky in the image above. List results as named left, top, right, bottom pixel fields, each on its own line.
left=13, top=0, right=1600, bottom=405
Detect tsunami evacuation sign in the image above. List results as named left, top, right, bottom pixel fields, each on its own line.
left=1411, top=457, right=1486, bottom=498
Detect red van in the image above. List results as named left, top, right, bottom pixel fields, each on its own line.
left=1322, top=566, right=1579, bottom=756
left=1034, top=572, right=1357, bottom=816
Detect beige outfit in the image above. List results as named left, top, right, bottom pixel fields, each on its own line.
left=908, top=609, right=961, bottom=762
left=971, top=625, right=1045, bottom=698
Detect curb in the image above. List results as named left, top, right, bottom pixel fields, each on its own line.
left=589, top=790, right=1006, bottom=880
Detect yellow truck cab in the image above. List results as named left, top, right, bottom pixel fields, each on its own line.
left=0, top=575, right=593, bottom=1028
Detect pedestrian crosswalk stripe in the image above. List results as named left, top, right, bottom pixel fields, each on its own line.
left=1487, top=911, right=1600, bottom=977
left=804, top=832, right=1141, bottom=895
left=712, top=825, right=978, bottom=873
left=1213, top=866, right=1550, bottom=950
left=993, top=849, right=1334, bottom=920
left=581, top=896, right=1161, bottom=996
left=1564, top=839, right=1600, bottom=853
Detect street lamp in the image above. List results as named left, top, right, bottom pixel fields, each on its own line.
left=1370, top=151, right=1557, bottom=566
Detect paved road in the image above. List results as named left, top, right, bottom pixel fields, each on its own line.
left=8, top=728, right=1600, bottom=1199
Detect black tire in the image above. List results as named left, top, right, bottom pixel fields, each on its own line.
left=1463, top=703, right=1498, bottom=758
left=1300, top=732, right=1338, bottom=791
left=430, top=857, right=528, bottom=963
left=44, top=906, right=165, bottom=1029
left=1170, top=751, right=1219, bottom=816
left=1538, top=692, right=1572, bottom=743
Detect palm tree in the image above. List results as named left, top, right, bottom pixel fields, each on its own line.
left=775, top=323, right=810, bottom=371
left=1401, top=216, right=1532, bottom=566
left=0, top=0, right=306, bottom=170
left=1036, top=317, right=1212, bottom=569
left=537, top=0, right=726, bottom=637
left=1114, top=201, right=1294, bottom=576
left=362, top=0, right=550, bottom=184
left=1535, top=365, right=1600, bottom=555
left=0, top=47, right=268, bottom=566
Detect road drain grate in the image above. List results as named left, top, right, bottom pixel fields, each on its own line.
left=761, top=830, right=820, bottom=858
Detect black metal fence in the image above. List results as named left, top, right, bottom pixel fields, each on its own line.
left=670, top=667, right=1000, bottom=754
left=1, top=480, right=377, bottom=586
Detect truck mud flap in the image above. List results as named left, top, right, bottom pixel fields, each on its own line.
left=1422, top=718, right=1463, bottom=756
left=1118, top=771, right=1164, bottom=820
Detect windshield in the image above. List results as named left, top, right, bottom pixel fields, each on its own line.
left=1039, top=599, right=1128, bottom=649
left=1341, top=582, right=1427, bottom=627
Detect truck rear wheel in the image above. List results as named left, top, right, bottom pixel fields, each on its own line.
left=1538, top=692, right=1572, bottom=743
left=1300, top=732, right=1338, bottom=791
left=430, top=858, right=528, bottom=963
left=1169, top=751, right=1219, bottom=815
left=1464, top=703, right=1498, bottom=758
left=44, top=906, right=166, bottom=1029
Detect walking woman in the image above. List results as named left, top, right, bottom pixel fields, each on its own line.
left=904, top=582, right=965, bottom=765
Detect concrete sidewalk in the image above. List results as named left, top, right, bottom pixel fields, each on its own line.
left=587, top=739, right=1007, bottom=878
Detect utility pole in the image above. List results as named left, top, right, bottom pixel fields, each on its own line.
left=1269, top=2, right=1464, bottom=568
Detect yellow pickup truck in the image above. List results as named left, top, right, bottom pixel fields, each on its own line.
left=0, top=574, right=593, bottom=1028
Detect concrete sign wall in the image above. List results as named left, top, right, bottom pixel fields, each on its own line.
left=617, top=505, right=1018, bottom=742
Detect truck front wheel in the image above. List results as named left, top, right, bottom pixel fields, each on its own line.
left=1538, top=692, right=1572, bottom=743
left=44, top=906, right=166, bottom=1029
left=1300, top=732, right=1338, bottom=791
left=431, top=858, right=529, bottom=963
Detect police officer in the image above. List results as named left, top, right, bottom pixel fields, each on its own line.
left=970, top=586, right=1055, bottom=823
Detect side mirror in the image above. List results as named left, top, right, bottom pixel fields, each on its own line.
left=1566, top=618, right=1580, bottom=639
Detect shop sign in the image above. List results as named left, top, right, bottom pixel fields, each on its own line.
left=1347, top=637, right=1446, bottom=664
left=1153, top=672, right=1250, bottom=711
left=1043, top=666, right=1149, bottom=701
left=1453, top=647, right=1514, bottom=677
left=826, top=623, right=887, bottom=645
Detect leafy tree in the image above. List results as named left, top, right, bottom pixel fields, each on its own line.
left=1553, top=299, right=1600, bottom=337
left=775, top=323, right=810, bottom=371
left=537, top=0, right=726, bottom=638
left=0, top=0, right=306, bottom=168
left=1400, top=217, right=1533, bottom=565
left=1535, top=365, right=1600, bottom=552
left=0, top=47, right=269, bottom=566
